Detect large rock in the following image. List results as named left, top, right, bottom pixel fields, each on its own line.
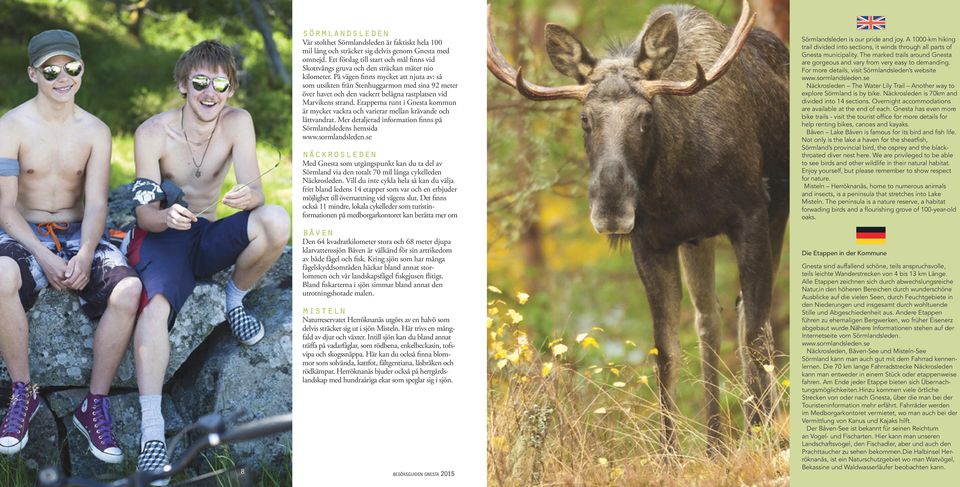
left=0, top=184, right=292, bottom=475
left=48, top=390, right=186, bottom=479
left=108, top=183, right=137, bottom=230
left=0, top=282, right=225, bottom=389
left=211, top=247, right=293, bottom=291
left=170, top=285, right=293, bottom=472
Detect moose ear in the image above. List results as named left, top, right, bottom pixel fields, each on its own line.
left=545, top=24, right=596, bottom=84
left=635, top=12, right=678, bottom=79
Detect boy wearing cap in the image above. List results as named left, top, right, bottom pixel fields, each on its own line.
left=0, top=30, right=141, bottom=464
left=126, top=39, right=288, bottom=480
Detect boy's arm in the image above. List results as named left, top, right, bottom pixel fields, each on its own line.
left=63, top=121, right=112, bottom=290
left=0, top=116, right=68, bottom=289
left=221, top=109, right=265, bottom=211
left=133, top=119, right=195, bottom=232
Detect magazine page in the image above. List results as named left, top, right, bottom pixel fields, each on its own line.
left=1, top=0, right=959, bottom=486
left=485, top=0, right=791, bottom=484
left=486, top=0, right=957, bottom=486
left=792, top=0, right=959, bottom=485
left=292, top=0, right=486, bottom=485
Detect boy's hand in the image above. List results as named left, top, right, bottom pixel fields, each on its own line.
left=63, top=252, right=93, bottom=290
left=36, top=250, right=69, bottom=290
left=222, top=186, right=252, bottom=210
left=165, top=203, right=197, bottom=230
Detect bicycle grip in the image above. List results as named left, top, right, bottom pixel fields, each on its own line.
left=220, top=413, right=292, bottom=444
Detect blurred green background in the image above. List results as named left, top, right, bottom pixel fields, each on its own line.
left=487, top=0, right=790, bottom=413
left=0, top=0, right=292, bottom=222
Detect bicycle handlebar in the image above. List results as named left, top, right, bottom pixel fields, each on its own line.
left=38, top=413, right=292, bottom=487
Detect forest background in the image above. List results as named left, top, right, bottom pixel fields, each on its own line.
left=0, top=0, right=292, bottom=222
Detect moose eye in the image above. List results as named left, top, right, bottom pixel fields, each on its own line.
left=638, top=111, right=652, bottom=131
left=580, top=112, right=591, bottom=131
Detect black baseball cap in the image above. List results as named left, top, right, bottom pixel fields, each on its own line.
left=28, top=30, right=82, bottom=67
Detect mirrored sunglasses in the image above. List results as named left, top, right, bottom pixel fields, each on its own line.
left=40, top=61, right=83, bottom=81
left=191, top=75, right=231, bottom=93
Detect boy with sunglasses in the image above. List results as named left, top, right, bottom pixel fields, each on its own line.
left=126, top=39, right=289, bottom=481
left=0, top=30, right=142, bottom=464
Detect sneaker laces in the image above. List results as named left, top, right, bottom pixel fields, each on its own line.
left=91, top=396, right=117, bottom=446
left=2, top=383, right=37, bottom=436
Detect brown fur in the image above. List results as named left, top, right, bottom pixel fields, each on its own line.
left=542, top=5, right=789, bottom=455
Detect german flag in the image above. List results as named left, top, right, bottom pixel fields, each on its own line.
left=856, top=226, right=886, bottom=245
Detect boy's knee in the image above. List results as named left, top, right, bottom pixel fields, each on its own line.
left=254, top=205, right=290, bottom=247
left=0, top=257, right=22, bottom=297
left=140, top=295, right=171, bottom=324
left=108, top=277, right=143, bottom=314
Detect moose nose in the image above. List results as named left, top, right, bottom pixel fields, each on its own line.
left=590, top=213, right=635, bottom=234
left=588, top=162, right=637, bottom=234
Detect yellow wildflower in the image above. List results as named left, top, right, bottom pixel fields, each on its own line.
left=541, top=362, right=554, bottom=377
left=581, top=337, right=600, bottom=349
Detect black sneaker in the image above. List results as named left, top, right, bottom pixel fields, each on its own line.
left=227, top=306, right=265, bottom=345
left=137, top=439, right=170, bottom=486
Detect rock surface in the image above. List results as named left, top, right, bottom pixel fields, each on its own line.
left=48, top=390, right=187, bottom=479
left=0, top=282, right=226, bottom=389
left=171, top=285, right=293, bottom=472
left=0, top=185, right=292, bottom=478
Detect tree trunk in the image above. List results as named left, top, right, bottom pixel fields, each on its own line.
left=510, top=0, right=547, bottom=295
left=126, top=0, right=152, bottom=40
left=248, top=0, right=291, bottom=86
left=751, top=0, right=789, bottom=44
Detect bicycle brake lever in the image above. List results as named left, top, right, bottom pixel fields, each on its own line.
left=197, top=412, right=227, bottom=434
left=225, top=408, right=248, bottom=425
left=37, top=467, right=63, bottom=487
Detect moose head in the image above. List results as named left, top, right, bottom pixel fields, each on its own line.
left=487, top=0, right=756, bottom=235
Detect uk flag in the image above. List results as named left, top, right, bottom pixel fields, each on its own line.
left=857, top=16, right=886, bottom=30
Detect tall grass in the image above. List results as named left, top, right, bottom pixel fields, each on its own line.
left=201, top=444, right=293, bottom=487
left=488, top=287, right=790, bottom=486
left=0, top=455, right=36, bottom=487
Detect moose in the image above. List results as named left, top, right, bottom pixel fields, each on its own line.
left=488, top=0, right=789, bottom=455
